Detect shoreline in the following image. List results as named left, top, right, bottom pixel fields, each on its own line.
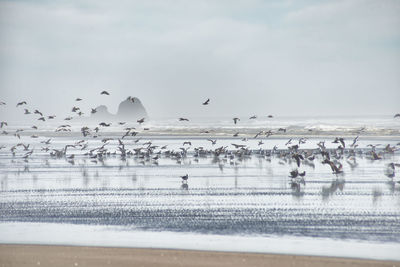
left=1, top=244, right=399, bottom=267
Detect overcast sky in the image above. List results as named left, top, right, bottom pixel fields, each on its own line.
left=0, top=0, right=399, bottom=119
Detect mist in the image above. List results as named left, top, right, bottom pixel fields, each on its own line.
left=1, top=0, right=399, bottom=120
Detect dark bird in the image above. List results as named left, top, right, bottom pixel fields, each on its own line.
left=181, top=174, right=189, bottom=183
left=101, top=91, right=110, bottom=95
left=0, top=122, right=7, bottom=128
left=48, top=115, right=56, bottom=119
left=183, top=141, right=192, bottom=146
left=34, top=110, right=43, bottom=116
left=137, top=118, right=145, bottom=124
left=289, top=170, right=299, bottom=178
left=76, top=98, right=82, bottom=101
left=249, top=115, right=257, bottom=119
left=99, top=122, right=111, bottom=127
left=394, top=114, right=400, bottom=118
left=38, top=117, right=45, bottom=121
left=371, top=151, right=382, bottom=160
left=267, top=115, right=273, bottom=118
left=233, top=117, right=240, bottom=124
left=0, top=101, right=6, bottom=105
left=24, top=109, right=31, bottom=114
left=233, top=132, right=239, bottom=137
left=91, top=108, right=97, bottom=114
left=278, top=128, right=286, bottom=133
left=299, top=171, right=306, bottom=178
left=71, top=107, right=80, bottom=113
left=179, top=118, right=189, bottom=121
left=292, top=154, right=304, bottom=167
left=202, top=98, right=210, bottom=105
left=322, top=159, right=343, bottom=174
left=16, top=101, right=27, bottom=107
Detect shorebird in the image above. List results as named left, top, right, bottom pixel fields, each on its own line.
left=179, top=118, right=189, bottom=121
left=181, top=174, right=189, bottom=183
left=202, top=98, right=210, bottom=105
left=207, top=139, right=217, bottom=145
left=16, top=101, right=27, bottom=107
left=233, top=118, right=240, bottom=124
left=101, top=90, right=110, bottom=95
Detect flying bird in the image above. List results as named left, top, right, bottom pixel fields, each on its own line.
left=181, top=174, right=189, bottom=183
left=233, top=118, right=240, bottom=124
left=16, top=101, right=27, bottom=107
left=394, top=114, right=400, bottom=118
left=137, top=118, right=145, bottom=124
left=202, top=99, right=210, bottom=105
left=179, top=118, right=189, bottom=121
left=76, top=98, right=82, bottom=101
left=249, top=115, right=257, bottom=119
left=101, top=91, right=110, bottom=95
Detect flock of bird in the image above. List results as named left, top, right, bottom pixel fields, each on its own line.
left=1, top=91, right=400, bottom=192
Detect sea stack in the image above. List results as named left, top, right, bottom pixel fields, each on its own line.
left=117, top=96, right=148, bottom=120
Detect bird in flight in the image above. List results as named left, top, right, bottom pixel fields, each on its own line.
left=179, top=118, right=189, bottom=121
left=101, top=91, right=110, bottom=95
left=137, top=118, right=145, bottom=124
left=76, top=98, right=82, bottom=101
left=202, top=99, right=210, bottom=105
left=16, top=101, right=27, bottom=107
left=233, top=118, right=240, bottom=124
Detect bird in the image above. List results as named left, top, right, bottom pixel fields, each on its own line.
left=101, top=91, right=110, bottom=95
left=289, top=170, right=299, bottom=178
left=99, top=122, right=111, bottom=127
left=34, top=110, right=43, bottom=116
left=76, top=98, right=82, bottom=101
left=249, top=115, right=257, bottom=119
left=48, top=115, right=56, bottom=119
left=16, top=101, right=27, bottom=107
left=394, top=114, right=400, bottom=118
left=179, top=118, right=189, bottom=121
left=183, top=141, right=192, bottom=146
left=181, top=174, right=189, bottom=183
left=207, top=139, right=217, bottom=145
left=24, top=109, right=31, bottom=114
left=137, top=118, right=145, bottom=124
left=0, top=122, right=7, bottom=128
left=0, top=101, right=6, bottom=105
left=267, top=115, right=273, bottom=118
left=91, top=108, right=97, bottom=114
left=38, top=117, right=45, bottom=121
left=233, top=118, right=240, bottom=124
left=202, top=99, right=210, bottom=105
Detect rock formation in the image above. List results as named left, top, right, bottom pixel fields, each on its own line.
left=117, top=97, right=148, bottom=120
left=89, top=97, right=148, bottom=122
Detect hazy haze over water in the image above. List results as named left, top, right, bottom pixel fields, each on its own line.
left=0, top=0, right=400, bottom=119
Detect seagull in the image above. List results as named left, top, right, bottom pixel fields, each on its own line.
left=99, top=122, right=111, bottom=127
left=181, top=174, right=189, bottom=183
left=207, top=139, right=217, bottom=145
left=24, top=109, right=31, bottom=114
left=0, top=122, right=7, bottom=128
left=267, top=115, right=273, bottom=118
left=0, top=101, right=6, bottom=105
left=233, top=118, right=240, bottom=124
left=394, top=114, right=400, bottom=118
left=38, top=117, right=45, bottom=121
left=91, top=108, right=97, bottom=114
left=48, top=115, right=56, bottom=119
left=16, top=101, right=27, bottom=107
left=137, top=118, right=145, bottom=124
left=179, top=118, right=189, bottom=121
left=202, top=99, right=210, bottom=105
left=76, top=98, right=82, bottom=101
left=34, top=110, right=43, bottom=116
left=249, top=115, right=257, bottom=119
left=101, top=91, right=110, bottom=95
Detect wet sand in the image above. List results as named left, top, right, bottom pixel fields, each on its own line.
left=0, top=244, right=399, bottom=267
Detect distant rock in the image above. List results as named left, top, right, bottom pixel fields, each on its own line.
left=89, top=97, right=148, bottom=122
left=117, top=97, right=148, bottom=120
left=91, top=105, right=113, bottom=120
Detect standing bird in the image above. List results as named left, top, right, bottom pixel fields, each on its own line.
left=181, top=174, right=189, bottom=183
left=233, top=118, right=240, bottom=124
left=202, top=99, right=210, bottom=105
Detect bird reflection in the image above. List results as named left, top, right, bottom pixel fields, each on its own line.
left=322, top=179, right=345, bottom=200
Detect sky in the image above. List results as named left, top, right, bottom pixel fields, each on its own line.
left=0, top=0, right=399, bottom=119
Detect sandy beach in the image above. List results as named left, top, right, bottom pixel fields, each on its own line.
left=0, top=244, right=399, bottom=267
